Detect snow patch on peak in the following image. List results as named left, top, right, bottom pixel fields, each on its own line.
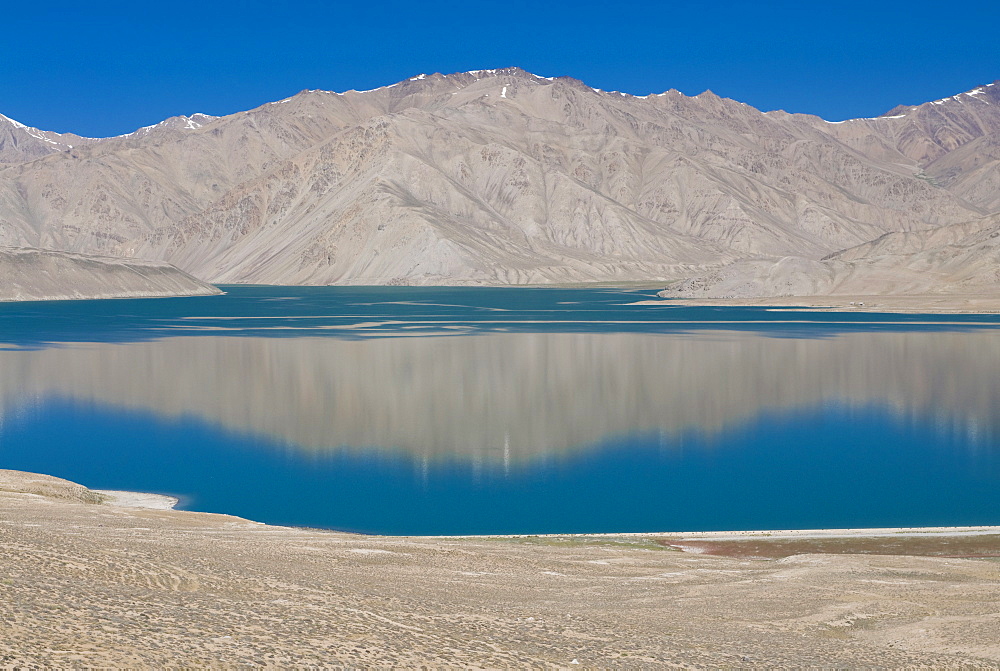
left=182, top=113, right=216, bottom=129
left=928, top=85, right=994, bottom=106
left=0, top=113, right=28, bottom=129
left=964, top=87, right=993, bottom=104
left=410, top=74, right=427, bottom=81
left=462, top=68, right=555, bottom=81
left=113, top=113, right=215, bottom=139
left=350, top=80, right=407, bottom=93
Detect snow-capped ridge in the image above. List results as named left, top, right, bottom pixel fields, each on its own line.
left=295, top=67, right=555, bottom=97
left=113, top=113, right=217, bottom=139
left=912, top=81, right=998, bottom=109
left=0, top=113, right=28, bottom=129
left=0, top=113, right=77, bottom=148
left=803, top=80, right=999, bottom=124
left=6, top=70, right=998, bottom=147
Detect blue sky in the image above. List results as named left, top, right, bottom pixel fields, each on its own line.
left=2, top=0, right=997, bottom=137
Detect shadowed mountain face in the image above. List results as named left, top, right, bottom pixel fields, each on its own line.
left=1, top=70, right=997, bottom=287
left=1, top=330, right=996, bottom=462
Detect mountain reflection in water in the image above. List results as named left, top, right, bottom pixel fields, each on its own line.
left=1, top=329, right=997, bottom=464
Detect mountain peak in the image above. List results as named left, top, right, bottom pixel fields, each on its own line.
left=302, top=68, right=560, bottom=97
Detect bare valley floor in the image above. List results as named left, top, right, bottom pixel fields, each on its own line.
left=0, top=470, right=998, bottom=667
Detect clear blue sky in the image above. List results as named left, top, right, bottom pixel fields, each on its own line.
left=2, top=0, right=997, bottom=137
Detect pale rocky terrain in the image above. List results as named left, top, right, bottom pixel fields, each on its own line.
left=1, top=469, right=998, bottom=666
left=1, top=70, right=998, bottom=291
left=0, top=247, right=220, bottom=301
left=1, top=330, right=996, bottom=462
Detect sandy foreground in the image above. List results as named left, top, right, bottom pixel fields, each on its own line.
left=1, top=469, right=999, bottom=667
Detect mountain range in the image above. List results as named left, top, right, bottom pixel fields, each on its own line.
left=1, top=68, right=998, bottom=293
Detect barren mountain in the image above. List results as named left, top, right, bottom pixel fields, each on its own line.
left=1, top=71, right=997, bottom=288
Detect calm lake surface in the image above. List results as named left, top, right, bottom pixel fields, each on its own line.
left=1, top=286, right=999, bottom=535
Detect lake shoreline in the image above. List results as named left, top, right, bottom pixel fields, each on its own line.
left=88, top=477, right=1000, bottom=546
left=5, top=281, right=1000, bottom=315
left=93, top=488, right=179, bottom=510
left=430, top=525, right=1000, bottom=541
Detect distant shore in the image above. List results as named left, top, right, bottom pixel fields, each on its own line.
left=638, top=293, right=1000, bottom=313
left=0, top=247, right=221, bottom=302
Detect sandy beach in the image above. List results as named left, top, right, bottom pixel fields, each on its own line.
left=92, top=489, right=179, bottom=510
left=1, top=468, right=998, bottom=666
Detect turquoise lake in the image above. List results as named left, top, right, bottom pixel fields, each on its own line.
left=1, top=286, right=999, bottom=535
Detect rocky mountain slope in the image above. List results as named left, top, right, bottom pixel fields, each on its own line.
left=1, top=71, right=997, bottom=288
left=0, top=247, right=220, bottom=301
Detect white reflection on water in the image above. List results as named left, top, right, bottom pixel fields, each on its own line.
left=0, top=330, right=997, bottom=462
